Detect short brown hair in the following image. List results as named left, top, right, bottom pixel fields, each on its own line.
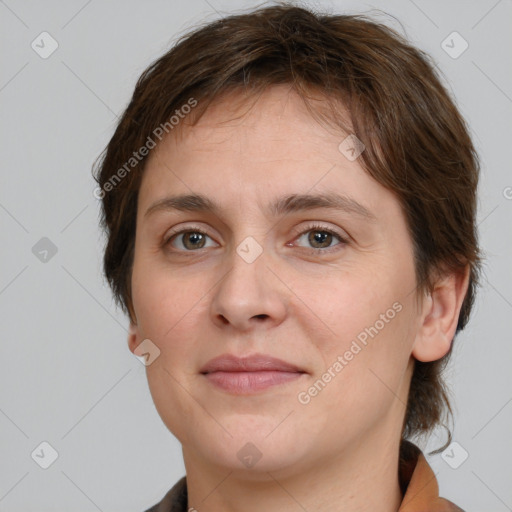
left=93, top=3, right=482, bottom=453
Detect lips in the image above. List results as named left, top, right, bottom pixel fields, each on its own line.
left=200, top=353, right=307, bottom=394
left=200, top=353, right=305, bottom=374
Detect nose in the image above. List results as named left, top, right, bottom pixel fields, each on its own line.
left=209, top=241, right=287, bottom=332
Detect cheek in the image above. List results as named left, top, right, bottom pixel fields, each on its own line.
left=295, top=303, right=414, bottom=451
left=290, top=259, right=415, bottom=399
left=131, top=254, right=211, bottom=343
left=131, top=260, right=213, bottom=443
left=290, top=262, right=401, bottom=343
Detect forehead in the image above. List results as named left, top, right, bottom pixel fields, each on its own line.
left=138, top=85, right=402, bottom=224
left=164, top=85, right=349, bottom=159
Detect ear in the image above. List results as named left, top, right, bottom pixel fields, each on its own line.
left=127, top=321, right=140, bottom=355
left=412, top=264, right=470, bottom=362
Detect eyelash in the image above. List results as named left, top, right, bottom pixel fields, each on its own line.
left=291, top=223, right=349, bottom=254
left=163, top=222, right=349, bottom=255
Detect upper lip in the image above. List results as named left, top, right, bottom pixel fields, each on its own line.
left=200, top=353, right=305, bottom=374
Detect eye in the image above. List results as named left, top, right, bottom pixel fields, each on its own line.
left=292, top=224, right=348, bottom=253
left=165, top=228, right=217, bottom=251
left=163, top=224, right=348, bottom=254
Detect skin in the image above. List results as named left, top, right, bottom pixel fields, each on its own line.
left=127, top=85, right=469, bottom=512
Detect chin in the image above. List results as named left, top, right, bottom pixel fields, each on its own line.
left=190, top=426, right=312, bottom=476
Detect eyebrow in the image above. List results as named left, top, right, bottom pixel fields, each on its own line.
left=144, top=192, right=377, bottom=222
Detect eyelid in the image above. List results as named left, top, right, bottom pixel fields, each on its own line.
left=291, top=221, right=349, bottom=242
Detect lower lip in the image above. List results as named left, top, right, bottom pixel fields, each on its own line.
left=203, top=371, right=305, bottom=394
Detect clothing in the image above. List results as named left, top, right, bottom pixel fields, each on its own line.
left=144, top=440, right=463, bottom=512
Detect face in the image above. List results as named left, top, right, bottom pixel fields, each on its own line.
left=129, top=85, right=424, bottom=477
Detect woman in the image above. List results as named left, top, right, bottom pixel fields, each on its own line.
left=93, top=5, right=481, bottom=511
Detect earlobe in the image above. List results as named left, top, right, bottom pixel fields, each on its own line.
left=128, top=321, right=139, bottom=354
left=412, top=265, right=470, bottom=363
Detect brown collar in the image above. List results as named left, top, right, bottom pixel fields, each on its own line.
left=398, top=441, right=464, bottom=511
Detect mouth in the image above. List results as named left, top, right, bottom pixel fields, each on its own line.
left=200, top=353, right=307, bottom=394
left=203, top=370, right=305, bottom=394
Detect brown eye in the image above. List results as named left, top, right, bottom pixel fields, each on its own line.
left=181, top=232, right=206, bottom=250
left=166, top=230, right=216, bottom=251
left=292, top=224, right=348, bottom=254
left=308, top=230, right=333, bottom=249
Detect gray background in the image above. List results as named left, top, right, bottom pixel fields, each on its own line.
left=1, top=0, right=511, bottom=510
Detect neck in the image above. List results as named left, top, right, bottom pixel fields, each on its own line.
left=182, top=432, right=403, bottom=512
